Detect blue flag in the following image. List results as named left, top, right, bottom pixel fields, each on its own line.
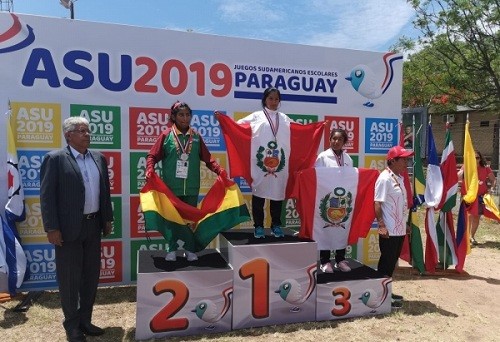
left=0, top=110, right=27, bottom=295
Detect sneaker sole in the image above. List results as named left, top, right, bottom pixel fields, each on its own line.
left=336, top=262, right=351, bottom=272
left=320, top=264, right=334, bottom=273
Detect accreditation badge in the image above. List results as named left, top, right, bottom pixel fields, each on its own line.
left=176, top=160, right=189, bottom=179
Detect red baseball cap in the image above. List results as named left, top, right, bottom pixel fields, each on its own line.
left=386, top=145, right=414, bottom=160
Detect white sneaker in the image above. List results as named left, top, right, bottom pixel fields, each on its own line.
left=165, top=251, right=176, bottom=261
left=185, top=251, right=198, bottom=261
left=320, top=262, right=334, bottom=273
left=336, top=260, right=351, bottom=272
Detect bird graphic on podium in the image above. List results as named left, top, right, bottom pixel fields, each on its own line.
left=275, top=264, right=317, bottom=312
left=359, top=278, right=392, bottom=313
left=345, top=52, right=403, bottom=107
left=192, top=287, right=233, bottom=329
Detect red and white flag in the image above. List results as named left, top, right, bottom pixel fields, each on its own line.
left=293, top=167, right=379, bottom=250
left=436, top=123, right=459, bottom=268
left=217, top=113, right=325, bottom=198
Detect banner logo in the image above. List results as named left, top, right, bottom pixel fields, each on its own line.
left=345, top=52, right=402, bottom=107
left=0, top=13, right=35, bottom=54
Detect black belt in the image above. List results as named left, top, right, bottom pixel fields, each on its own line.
left=84, top=212, right=99, bottom=220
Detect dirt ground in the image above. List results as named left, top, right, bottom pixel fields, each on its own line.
left=1, top=222, right=499, bottom=342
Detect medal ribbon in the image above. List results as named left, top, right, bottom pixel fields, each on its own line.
left=263, top=108, right=279, bottom=141
left=334, top=150, right=344, bottom=166
left=172, top=126, right=194, bottom=158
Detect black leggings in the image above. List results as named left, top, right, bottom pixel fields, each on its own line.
left=320, top=249, right=346, bottom=265
left=251, top=195, right=283, bottom=228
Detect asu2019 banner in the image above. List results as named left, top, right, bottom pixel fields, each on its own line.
left=0, top=13, right=402, bottom=290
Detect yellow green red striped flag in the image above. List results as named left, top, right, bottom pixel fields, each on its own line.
left=140, top=173, right=250, bottom=252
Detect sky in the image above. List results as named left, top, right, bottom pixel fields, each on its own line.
left=8, top=0, right=419, bottom=52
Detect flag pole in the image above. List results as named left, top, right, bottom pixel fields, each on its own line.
left=407, top=114, right=416, bottom=267
left=443, top=117, right=449, bottom=269
left=428, top=114, right=434, bottom=272
left=411, top=114, right=416, bottom=267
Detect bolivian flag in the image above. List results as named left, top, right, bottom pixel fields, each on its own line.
left=140, top=173, right=250, bottom=252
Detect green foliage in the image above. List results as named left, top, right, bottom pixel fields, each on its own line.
left=398, top=0, right=500, bottom=111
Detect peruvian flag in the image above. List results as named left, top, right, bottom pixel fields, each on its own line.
left=217, top=113, right=325, bottom=199
left=293, top=167, right=379, bottom=250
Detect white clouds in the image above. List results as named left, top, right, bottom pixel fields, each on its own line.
left=161, top=0, right=417, bottom=51
left=215, top=0, right=416, bottom=51
left=302, top=0, right=416, bottom=50
left=12, top=0, right=418, bottom=52
left=218, top=0, right=283, bottom=22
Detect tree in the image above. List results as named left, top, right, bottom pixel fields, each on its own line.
left=399, top=41, right=467, bottom=113
left=397, top=0, right=500, bottom=110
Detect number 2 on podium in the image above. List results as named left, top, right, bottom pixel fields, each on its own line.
left=150, top=279, right=190, bottom=332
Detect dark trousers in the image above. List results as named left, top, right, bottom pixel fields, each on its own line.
left=377, top=235, right=405, bottom=277
left=251, top=195, right=283, bottom=228
left=320, top=249, right=346, bottom=265
left=55, top=217, right=101, bottom=332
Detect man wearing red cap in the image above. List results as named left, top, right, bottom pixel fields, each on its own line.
left=374, top=145, right=414, bottom=308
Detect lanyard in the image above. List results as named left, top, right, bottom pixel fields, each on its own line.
left=171, top=126, right=194, bottom=161
left=333, top=150, right=344, bottom=166
left=263, top=108, right=279, bottom=141
left=387, top=167, right=402, bottom=189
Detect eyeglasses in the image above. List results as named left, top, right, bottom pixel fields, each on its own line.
left=71, top=128, right=91, bottom=135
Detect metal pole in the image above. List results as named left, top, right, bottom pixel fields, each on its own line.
left=442, top=116, right=448, bottom=269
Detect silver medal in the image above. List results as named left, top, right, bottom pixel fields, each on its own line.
left=180, top=153, right=189, bottom=161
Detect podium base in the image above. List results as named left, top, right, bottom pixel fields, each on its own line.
left=136, top=249, right=233, bottom=340
left=316, top=259, right=392, bottom=320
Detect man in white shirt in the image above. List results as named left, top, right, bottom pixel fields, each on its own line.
left=374, top=145, right=414, bottom=308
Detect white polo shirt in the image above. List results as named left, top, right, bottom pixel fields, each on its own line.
left=374, top=168, right=408, bottom=236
